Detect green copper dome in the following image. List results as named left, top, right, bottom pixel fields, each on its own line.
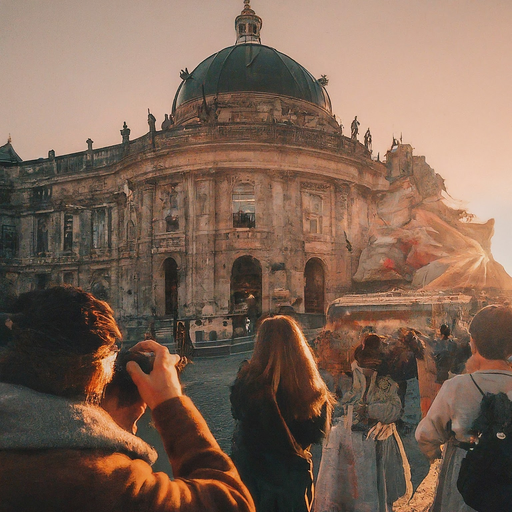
left=172, top=43, right=332, bottom=114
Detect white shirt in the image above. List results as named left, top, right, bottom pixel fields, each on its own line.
left=415, top=370, right=512, bottom=460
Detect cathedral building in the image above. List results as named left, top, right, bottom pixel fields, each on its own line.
left=1, top=2, right=508, bottom=343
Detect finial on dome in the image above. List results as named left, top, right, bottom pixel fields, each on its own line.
left=235, top=0, right=262, bottom=44
left=7, top=134, right=12, bottom=144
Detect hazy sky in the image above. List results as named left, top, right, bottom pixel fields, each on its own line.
left=1, top=0, right=511, bottom=275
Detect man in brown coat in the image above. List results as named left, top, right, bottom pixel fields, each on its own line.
left=0, top=286, right=254, bottom=512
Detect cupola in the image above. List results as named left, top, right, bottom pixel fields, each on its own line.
left=235, top=0, right=262, bottom=44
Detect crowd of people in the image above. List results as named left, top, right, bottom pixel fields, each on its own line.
left=0, top=284, right=511, bottom=512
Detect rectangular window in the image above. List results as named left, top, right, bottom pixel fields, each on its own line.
left=232, top=184, right=256, bottom=228
left=0, top=226, right=17, bottom=258
left=36, top=216, right=49, bottom=255
left=63, top=213, right=73, bottom=251
left=32, top=186, right=52, bottom=206
left=303, top=193, right=323, bottom=235
left=92, top=208, right=108, bottom=249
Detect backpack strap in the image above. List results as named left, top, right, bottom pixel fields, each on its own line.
left=470, top=372, right=512, bottom=397
left=470, top=374, right=485, bottom=396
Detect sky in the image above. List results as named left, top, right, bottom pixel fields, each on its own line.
left=1, top=0, right=511, bottom=275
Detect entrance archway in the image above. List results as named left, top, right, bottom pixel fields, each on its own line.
left=304, top=258, right=325, bottom=313
left=230, top=256, right=262, bottom=333
left=164, top=257, right=178, bottom=316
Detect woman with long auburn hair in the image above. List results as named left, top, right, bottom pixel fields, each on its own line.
left=230, top=315, right=335, bottom=512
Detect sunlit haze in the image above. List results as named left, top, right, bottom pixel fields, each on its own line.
left=1, top=0, right=511, bottom=275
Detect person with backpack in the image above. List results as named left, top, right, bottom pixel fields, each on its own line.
left=415, top=305, right=512, bottom=511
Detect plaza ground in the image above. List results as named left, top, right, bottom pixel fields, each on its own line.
left=137, top=353, right=436, bottom=510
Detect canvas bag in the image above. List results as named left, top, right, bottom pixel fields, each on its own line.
left=457, top=373, right=512, bottom=512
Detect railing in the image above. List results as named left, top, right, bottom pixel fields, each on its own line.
left=9, top=122, right=375, bottom=178
left=233, top=211, right=256, bottom=228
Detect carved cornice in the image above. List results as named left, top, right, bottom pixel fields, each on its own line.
left=301, top=181, right=331, bottom=192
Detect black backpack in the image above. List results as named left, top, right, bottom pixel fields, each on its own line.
left=457, top=373, right=512, bottom=512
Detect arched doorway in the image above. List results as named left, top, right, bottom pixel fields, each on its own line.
left=164, top=258, right=178, bottom=316
left=230, top=256, right=262, bottom=334
left=304, top=258, right=325, bottom=313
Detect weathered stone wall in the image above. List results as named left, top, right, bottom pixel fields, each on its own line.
left=0, top=116, right=388, bottom=338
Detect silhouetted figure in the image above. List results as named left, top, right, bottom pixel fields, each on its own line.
left=121, top=121, right=131, bottom=144
left=161, top=114, right=173, bottom=130
left=364, top=128, right=372, bottom=150
left=147, top=109, right=156, bottom=133
left=351, top=116, right=360, bottom=140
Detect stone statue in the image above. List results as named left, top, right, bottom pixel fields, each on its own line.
left=180, top=68, right=191, bottom=81
left=120, top=121, right=130, bottom=144
left=147, top=109, right=156, bottom=133
left=364, top=128, right=372, bottom=150
left=86, top=138, right=94, bottom=151
left=351, top=116, right=360, bottom=140
left=318, top=75, right=329, bottom=87
left=161, top=114, right=172, bottom=131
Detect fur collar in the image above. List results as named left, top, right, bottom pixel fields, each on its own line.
left=0, top=382, right=157, bottom=464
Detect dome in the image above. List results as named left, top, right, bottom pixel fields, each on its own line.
left=172, top=43, right=332, bottom=114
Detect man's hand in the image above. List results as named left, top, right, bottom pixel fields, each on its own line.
left=126, top=340, right=182, bottom=410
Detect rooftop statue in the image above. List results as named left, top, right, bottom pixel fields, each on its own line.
left=351, top=116, right=360, bottom=140
left=180, top=68, right=191, bottom=81
left=147, top=109, right=156, bottom=133
left=120, top=122, right=130, bottom=144
left=161, top=114, right=173, bottom=131
left=318, top=75, right=329, bottom=87
left=364, top=128, right=372, bottom=150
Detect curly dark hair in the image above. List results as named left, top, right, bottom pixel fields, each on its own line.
left=0, top=285, right=122, bottom=401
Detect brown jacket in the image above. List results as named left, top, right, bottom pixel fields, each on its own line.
left=0, top=383, right=254, bottom=512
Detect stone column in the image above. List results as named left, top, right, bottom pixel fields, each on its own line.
left=138, top=181, right=155, bottom=317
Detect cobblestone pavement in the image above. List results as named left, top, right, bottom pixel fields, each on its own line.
left=136, top=354, right=432, bottom=509
left=137, top=353, right=248, bottom=475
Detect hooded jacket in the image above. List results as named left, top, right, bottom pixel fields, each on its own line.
left=0, top=382, right=254, bottom=512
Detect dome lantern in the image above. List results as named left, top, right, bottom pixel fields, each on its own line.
left=235, top=0, right=262, bottom=44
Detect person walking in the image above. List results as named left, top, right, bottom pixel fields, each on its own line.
left=415, top=305, right=512, bottom=511
left=230, top=315, right=334, bottom=512
left=314, top=334, right=412, bottom=512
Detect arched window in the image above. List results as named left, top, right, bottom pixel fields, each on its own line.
left=230, top=256, right=262, bottom=333
left=127, top=220, right=136, bottom=241
left=304, top=258, right=325, bottom=313
left=232, top=183, right=255, bottom=228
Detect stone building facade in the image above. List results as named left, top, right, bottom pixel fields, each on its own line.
left=6, top=2, right=500, bottom=342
